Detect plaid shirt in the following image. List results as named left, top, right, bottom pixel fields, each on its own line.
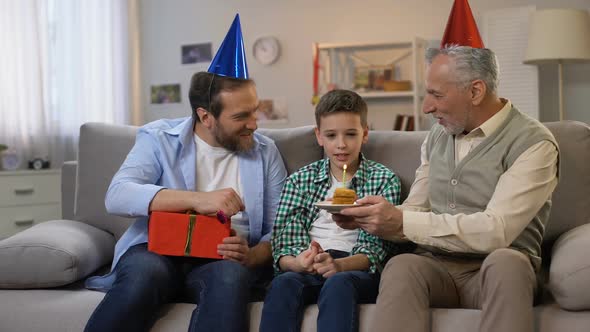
left=271, top=154, right=401, bottom=274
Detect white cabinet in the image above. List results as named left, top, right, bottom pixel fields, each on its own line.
left=0, top=170, right=61, bottom=239
left=317, top=37, right=427, bottom=130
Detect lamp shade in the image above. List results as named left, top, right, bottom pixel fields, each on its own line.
left=524, top=9, right=590, bottom=64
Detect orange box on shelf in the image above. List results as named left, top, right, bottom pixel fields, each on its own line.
left=383, top=80, right=412, bottom=91
left=148, top=211, right=231, bottom=259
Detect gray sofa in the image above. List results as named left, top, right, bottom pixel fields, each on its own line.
left=1, top=120, right=589, bottom=332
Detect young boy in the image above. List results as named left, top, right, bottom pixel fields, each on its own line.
left=259, top=90, right=402, bottom=332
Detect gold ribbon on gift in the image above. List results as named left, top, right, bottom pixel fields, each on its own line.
left=184, top=214, right=196, bottom=256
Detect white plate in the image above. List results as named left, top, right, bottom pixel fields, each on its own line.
left=314, top=201, right=359, bottom=213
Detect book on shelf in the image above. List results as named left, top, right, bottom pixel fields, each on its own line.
left=394, top=114, right=415, bottom=131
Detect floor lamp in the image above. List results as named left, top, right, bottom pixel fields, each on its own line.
left=523, top=9, right=590, bottom=121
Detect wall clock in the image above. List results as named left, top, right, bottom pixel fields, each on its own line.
left=253, top=36, right=281, bottom=65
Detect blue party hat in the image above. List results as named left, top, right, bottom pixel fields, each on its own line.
left=207, top=14, right=249, bottom=79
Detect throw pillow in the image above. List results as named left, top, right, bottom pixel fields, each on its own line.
left=549, top=223, right=590, bottom=310
left=0, top=219, right=114, bottom=289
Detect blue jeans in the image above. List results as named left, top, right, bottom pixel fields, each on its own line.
left=84, top=243, right=269, bottom=332
left=259, top=251, right=380, bottom=332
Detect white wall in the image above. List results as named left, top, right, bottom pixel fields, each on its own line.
left=140, top=0, right=590, bottom=128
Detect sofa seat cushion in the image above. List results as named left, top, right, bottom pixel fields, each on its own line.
left=0, top=220, right=114, bottom=289
left=549, top=223, right=590, bottom=310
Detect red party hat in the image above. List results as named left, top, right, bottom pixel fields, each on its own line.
left=440, top=0, right=484, bottom=48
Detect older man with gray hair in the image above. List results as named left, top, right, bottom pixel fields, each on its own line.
left=334, top=45, right=559, bottom=332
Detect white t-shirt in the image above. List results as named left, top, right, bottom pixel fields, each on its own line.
left=194, top=134, right=249, bottom=240
left=309, top=174, right=359, bottom=252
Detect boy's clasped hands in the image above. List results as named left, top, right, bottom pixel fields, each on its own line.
left=293, top=241, right=342, bottom=278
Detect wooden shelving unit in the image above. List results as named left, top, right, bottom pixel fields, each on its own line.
left=316, top=37, right=427, bottom=130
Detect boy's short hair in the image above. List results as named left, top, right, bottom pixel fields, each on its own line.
left=314, top=89, right=368, bottom=127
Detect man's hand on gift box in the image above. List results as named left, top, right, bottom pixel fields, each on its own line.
left=149, top=188, right=244, bottom=217
left=193, top=188, right=245, bottom=216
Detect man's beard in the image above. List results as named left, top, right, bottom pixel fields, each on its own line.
left=442, top=121, right=466, bottom=135
left=438, top=110, right=470, bottom=136
left=212, top=123, right=254, bottom=152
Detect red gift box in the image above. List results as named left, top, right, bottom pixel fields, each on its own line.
left=148, top=211, right=231, bottom=259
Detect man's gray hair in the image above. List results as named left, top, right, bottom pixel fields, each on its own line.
left=426, top=45, right=499, bottom=95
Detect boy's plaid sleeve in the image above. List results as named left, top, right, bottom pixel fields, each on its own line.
left=271, top=175, right=311, bottom=274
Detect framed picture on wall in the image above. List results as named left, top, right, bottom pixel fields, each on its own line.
left=256, top=98, right=288, bottom=124
left=150, top=84, right=181, bottom=104
left=181, top=43, right=213, bottom=65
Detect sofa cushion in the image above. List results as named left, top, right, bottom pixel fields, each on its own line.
left=61, top=161, right=77, bottom=221
left=542, top=121, right=590, bottom=244
left=258, top=126, right=324, bottom=175
left=0, top=220, right=114, bottom=289
left=362, top=130, right=427, bottom=200
left=75, top=122, right=138, bottom=240
left=549, top=223, right=590, bottom=310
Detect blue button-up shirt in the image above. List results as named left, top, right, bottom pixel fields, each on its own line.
left=86, top=117, right=287, bottom=291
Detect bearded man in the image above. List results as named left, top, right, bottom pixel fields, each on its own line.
left=84, top=69, right=287, bottom=332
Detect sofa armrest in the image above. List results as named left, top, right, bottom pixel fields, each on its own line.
left=61, top=161, right=77, bottom=221
left=0, top=220, right=114, bottom=289
left=549, top=223, right=590, bottom=310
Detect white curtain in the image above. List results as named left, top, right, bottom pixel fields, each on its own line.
left=0, top=0, right=130, bottom=168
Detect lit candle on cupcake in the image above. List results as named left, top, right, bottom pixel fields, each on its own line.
left=333, top=164, right=356, bottom=205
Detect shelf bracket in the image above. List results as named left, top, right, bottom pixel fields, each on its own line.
left=387, top=50, right=412, bottom=66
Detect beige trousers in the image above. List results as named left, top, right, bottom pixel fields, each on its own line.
left=371, top=248, right=536, bottom=332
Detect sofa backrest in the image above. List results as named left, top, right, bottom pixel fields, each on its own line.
left=257, top=126, right=324, bottom=174
left=362, top=130, right=427, bottom=202
left=542, top=121, right=590, bottom=245
left=258, top=127, right=427, bottom=201
left=73, top=121, right=589, bottom=247
left=75, top=123, right=138, bottom=240
left=73, top=123, right=326, bottom=241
